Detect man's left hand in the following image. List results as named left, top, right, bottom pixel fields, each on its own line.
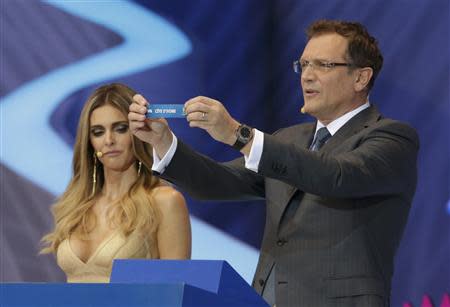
left=184, top=96, right=240, bottom=145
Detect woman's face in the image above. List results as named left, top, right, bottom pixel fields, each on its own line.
left=89, top=104, right=135, bottom=172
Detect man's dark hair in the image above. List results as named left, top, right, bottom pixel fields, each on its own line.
left=306, top=20, right=383, bottom=91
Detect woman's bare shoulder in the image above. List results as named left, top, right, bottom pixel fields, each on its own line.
left=148, top=183, right=186, bottom=214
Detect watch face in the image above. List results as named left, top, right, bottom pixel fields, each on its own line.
left=240, top=126, right=251, bottom=138
left=233, top=124, right=253, bottom=150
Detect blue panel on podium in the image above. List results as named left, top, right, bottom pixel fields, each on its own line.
left=1, top=283, right=184, bottom=306
left=111, top=259, right=268, bottom=306
left=111, top=259, right=222, bottom=292
left=1, top=261, right=268, bottom=306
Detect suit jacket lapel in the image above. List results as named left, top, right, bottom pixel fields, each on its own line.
left=321, top=105, right=382, bottom=152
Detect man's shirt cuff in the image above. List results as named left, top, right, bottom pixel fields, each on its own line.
left=152, top=132, right=178, bottom=174
left=244, top=129, right=264, bottom=172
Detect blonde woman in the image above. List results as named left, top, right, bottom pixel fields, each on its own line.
left=42, top=83, right=191, bottom=282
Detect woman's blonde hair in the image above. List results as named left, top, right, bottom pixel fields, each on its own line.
left=41, top=83, right=160, bottom=254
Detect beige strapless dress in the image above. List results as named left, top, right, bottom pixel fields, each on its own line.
left=57, top=230, right=158, bottom=283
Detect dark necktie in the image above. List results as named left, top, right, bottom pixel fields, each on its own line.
left=310, top=127, right=331, bottom=151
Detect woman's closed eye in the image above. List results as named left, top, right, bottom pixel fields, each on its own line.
left=90, top=123, right=128, bottom=137
left=90, top=127, right=104, bottom=137
left=115, top=123, right=129, bottom=134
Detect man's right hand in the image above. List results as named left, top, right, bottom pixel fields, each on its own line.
left=129, top=94, right=173, bottom=159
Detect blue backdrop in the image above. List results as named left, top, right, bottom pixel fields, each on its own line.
left=1, top=1, right=448, bottom=306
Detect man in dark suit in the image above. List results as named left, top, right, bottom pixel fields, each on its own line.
left=129, top=20, right=419, bottom=307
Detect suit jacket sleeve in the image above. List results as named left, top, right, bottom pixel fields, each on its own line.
left=159, top=141, right=265, bottom=201
left=260, top=120, right=419, bottom=199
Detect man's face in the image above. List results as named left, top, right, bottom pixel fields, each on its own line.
left=300, top=33, right=360, bottom=123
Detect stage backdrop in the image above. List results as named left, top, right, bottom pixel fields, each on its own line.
left=1, top=1, right=448, bottom=306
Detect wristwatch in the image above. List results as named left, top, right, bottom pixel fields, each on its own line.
left=232, top=124, right=253, bottom=150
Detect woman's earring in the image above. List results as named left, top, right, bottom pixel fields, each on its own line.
left=137, top=161, right=142, bottom=176
left=92, top=153, right=97, bottom=196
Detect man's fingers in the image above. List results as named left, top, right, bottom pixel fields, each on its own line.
left=184, top=103, right=210, bottom=116
left=129, top=102, right=147, bottom=115
left=198, top=96, right=215, bottom=106
left=186, top=111, right=210, bottom=122
left=188, top=120, right=210, bottom=130
left=132, top=121, right=146, bottom=128
left=128, top=111, right=146, bottom=122
left=130, top=121, right=147, bottom=135
left=185, top=96, right=215, bottom=110
left=133, top=94, right=149, bottom=106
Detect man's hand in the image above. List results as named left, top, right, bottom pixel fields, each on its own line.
left=184, top=96, right=240, bottom=145
left=128, top=94, right=173, bottom=158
